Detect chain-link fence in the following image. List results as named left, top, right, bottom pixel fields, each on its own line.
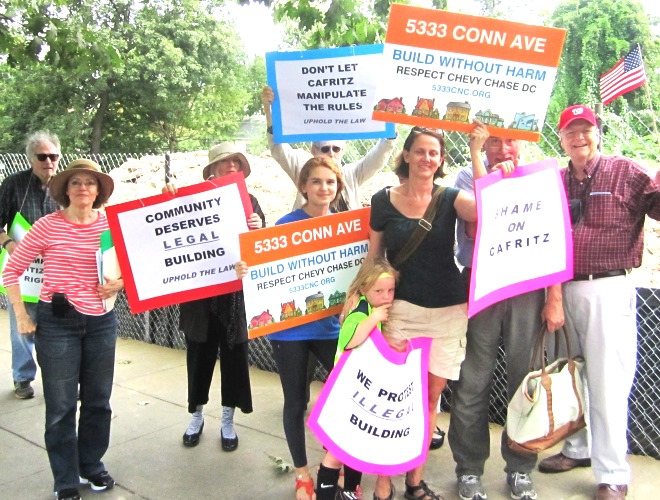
left=0, top=152, right=145, bottom=181
left=1, top=111, right=658, bottom=458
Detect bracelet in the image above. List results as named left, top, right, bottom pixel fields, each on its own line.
left=266, top=125, right=273, bottom=134
left=2, top=239, right=14, bottom=250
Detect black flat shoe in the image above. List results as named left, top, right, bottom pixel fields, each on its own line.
left=183, top=421, right=204, bottom=447
left=221, top=429, right=239, bottom=452
left=430, top=426, right=445, bottom=450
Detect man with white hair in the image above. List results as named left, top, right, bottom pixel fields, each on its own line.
left=261, top=86, right=397, bottom=212
left=0, top=131, right=60, bottom=399
left=537, top=104, right=660, bottom=500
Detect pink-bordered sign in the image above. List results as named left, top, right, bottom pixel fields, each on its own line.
left=106, top=172, right=252, bottom=314
left=469, top=159, right=573, bottom=317
left=308, top=327, right=431, bottom=475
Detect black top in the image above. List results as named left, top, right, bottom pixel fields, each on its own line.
left=179, top=193, right=265, bottom=345
left=370, top=185, right=466, bottom=308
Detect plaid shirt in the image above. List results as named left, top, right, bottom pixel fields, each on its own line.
left=562, top=153, right=660, bottom=275
left=0, top=169, right=59, bottom=233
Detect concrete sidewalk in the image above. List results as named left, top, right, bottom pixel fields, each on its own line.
left=1, top=309, right=658, bottom=499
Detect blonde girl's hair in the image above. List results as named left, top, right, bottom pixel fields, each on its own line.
left=296, top=156, right=346, bottom=206
left=347, top=257, right=399, bottom=300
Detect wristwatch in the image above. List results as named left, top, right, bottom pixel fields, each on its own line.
left=266, top=126, right=273, bottom=134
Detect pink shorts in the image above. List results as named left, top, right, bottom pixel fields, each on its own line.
left=383, top=299, right=468, bottom=380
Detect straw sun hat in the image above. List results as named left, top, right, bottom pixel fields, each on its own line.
left=49, top=159, right=114, bottom=208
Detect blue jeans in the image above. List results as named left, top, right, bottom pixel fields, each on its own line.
left=35, top=301, right=117, bottom=492
left=8, top=301, right=38, bottom=382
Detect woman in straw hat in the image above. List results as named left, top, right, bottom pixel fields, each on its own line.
left=162, top=141, right=265, bottom=451
left=3, top=159, right=124, bottom=500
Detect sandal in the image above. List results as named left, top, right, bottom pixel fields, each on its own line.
left=373, top=482, right=395, bottom=500
left=295, top=476, right=314, bottom=500
left=404, top=480, right=444, bottom=500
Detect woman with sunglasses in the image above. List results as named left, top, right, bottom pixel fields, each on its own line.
left=363, top=122, right=507, bottom=500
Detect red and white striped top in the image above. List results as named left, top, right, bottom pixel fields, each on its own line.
left=3, top=211, right=108, bottom=315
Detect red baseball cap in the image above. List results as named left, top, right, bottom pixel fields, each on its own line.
left=558, top=105, right=598, bottom=130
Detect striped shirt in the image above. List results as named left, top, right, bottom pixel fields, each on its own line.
left=562, top=153, right=660, bottom=275
left=3, top=211, right=108, bottom=315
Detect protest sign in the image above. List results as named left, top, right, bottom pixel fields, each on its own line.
left=105, top=172, right=252, bottom=314
left=308, top=327, right=431, bottom=475
left=373, top=5, right=566, bottom=141
left=266, top=45, right=396, bottom=143
left=0, top=213, right=43, bottom=302
left=469, top=159, right=572, bottom=316
left=239, top=208, right=370, bottom=338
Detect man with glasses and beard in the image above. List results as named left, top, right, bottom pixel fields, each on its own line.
left=0, top=131, right=61, bottom=399
left=261, top=86, right=397, bottom=212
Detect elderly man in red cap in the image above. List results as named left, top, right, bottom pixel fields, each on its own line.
left=537, top=105, right=660, bottom=500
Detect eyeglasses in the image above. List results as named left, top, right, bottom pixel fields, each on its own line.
left=560, top=128, right=598, bottom=140
left=35, top=153, right=60, bottom=162
left=320, top=145, right=342, bottom=154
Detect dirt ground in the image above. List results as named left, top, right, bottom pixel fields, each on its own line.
left=107, top=149, right=659, bottom=287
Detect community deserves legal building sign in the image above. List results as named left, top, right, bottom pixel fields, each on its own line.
left=106, top=172, right=252, bottom=313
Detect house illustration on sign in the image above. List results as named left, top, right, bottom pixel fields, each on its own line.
left=412, top=97, right=439, bottom=118
left=375, top=97, right=406, bottom=114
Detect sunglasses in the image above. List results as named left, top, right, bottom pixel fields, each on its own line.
left=410, top=126, right=444, bottom=137
left=35, top=153, right=60, bottom=162
left=320, top=145, right=342, bottom=154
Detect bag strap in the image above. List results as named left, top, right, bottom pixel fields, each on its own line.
left=531, top=323, right=576, bottom=374
left=531, top=323, right=585, bottom=428
left=391, top=185, right=446, bottom=269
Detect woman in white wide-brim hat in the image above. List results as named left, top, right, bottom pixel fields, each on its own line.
left=162, top=141, right=265, bottom=452
left=3, top=159, right=124, bottom=500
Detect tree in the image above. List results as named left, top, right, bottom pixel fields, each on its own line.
left=268, top=0, right=448, bottom=49
left=548, top=0, right=659, bottom=113
left=0, top=0, right=259, bottom=153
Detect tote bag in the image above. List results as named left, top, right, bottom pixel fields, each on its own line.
left=308, top=327, right=431, bottom=475
left=507, top=326, right=586, bottom=454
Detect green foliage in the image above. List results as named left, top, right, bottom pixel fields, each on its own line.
left=544, top=0, right=660, bottom=160
left=271, top=0, right=441, bottom=49
left=549, top=0, right=658, bottom=111
left=267, top=454, right=294, bottom=473
left=0, top=0, right=257, bottom=153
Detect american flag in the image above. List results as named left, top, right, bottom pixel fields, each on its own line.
left=600, top=44, right=647, bottom=105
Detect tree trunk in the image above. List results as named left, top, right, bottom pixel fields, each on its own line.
left=89, top=89, right=110, bottom=154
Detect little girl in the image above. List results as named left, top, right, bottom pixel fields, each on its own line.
left=316, top=258, right=399, bottom=500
